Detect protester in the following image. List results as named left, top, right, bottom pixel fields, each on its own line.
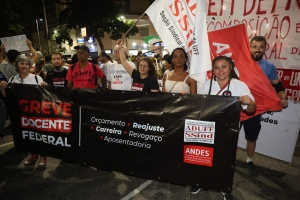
left=66, top=45, right=105, bottom=89
left=162, top=48, right=197, bottom=94
left=117, top=40, right=159, bottom=92
left=107, top=44, right=136, bottom=91
left=0, top=40, right=38, bottom=141
left=163, top=54, right=173, bottom=75
left=42, top=55, right=54, bottom=80
left=45, top=52, right=68, bottom=87
left=0, top=55, right=48, bottom=165
left=242, top=36, right=288, bottom=176
left=191, top=55, right=256, bottom=199
left=98, top=51, right=113, bottom=89
left=32, top=59, right=45, bottom=77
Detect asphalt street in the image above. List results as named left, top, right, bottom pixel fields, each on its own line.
left=0, top=120, right=299, bottom=200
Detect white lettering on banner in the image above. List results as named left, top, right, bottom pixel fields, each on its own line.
left=185, top=148, right=209, bottom=156
left=128, top=131, right=163, bottom=142
left=21, top=116, right=71, bottom=132
left=22, top=131, right=71, bottom=147
left=104, top=136, right=151, bottom=149
left=95, top=126, right=122, bottom=135
left=90, top=117, right=125, bottom=126
left=184, top=119, right=216, bottom=144
left=132, top=122, right=164, bottom=132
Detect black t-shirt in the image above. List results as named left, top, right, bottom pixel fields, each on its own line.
left=131, top=69, right=159, bottom=92
left=45, top=69, right=68, bottom=87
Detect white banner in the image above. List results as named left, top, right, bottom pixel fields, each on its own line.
left=205, top=0, right=300, bottom=70
left=145, top=0, right=211, bottom=86
left=238, top=101, right=300, bottom=163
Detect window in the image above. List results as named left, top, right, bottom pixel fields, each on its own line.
left=139, top=27, right=149, bottom=36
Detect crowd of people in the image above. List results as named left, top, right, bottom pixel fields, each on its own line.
left=0, top=36, right=288, bottom=199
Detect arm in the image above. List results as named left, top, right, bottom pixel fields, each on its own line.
left=239, top=95, right=256, bottom=114
left=101, top=75, right=107, bottom=89
left=119, top=47, right=134, bottom=76
left=67, top=81, right=73, bottom=88
left=108, top=81, right=111, bottom=90
left=188, top=77, right=197, bottom=94
left=270, top=78, right=288, bottom=108
left=26, top=39, right=38, bottom=64
left=0, top=81, right=8, bottom=98
left=0, top=44, right=6, bottom=64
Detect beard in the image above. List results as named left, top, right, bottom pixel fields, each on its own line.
left=251, top=52, right=263, bottom=61
left=54, top=65, right=61, bottom=70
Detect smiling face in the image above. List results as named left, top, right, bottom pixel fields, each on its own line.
left=213, top=59, right=231, bottom=82
left=250, top=40, right=266, bottom=62
left=18, top=61, right=31, bottom=74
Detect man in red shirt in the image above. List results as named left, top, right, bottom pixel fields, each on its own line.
left=66, top=45, right=104, bottom=89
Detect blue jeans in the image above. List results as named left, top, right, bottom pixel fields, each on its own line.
left=0, top=99, right=6, bottom=137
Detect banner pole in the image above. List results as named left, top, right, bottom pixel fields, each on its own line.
left=121, top=12, right=146, bottom=41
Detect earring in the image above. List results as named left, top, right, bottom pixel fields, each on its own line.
left=213, top=76, right=217, bottom=81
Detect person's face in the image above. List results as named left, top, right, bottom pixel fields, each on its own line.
left=77, top=49, right=89, bottom=62
left=172, top=50, right=186, bottom=68
left=250, top=40, right=266, bottom=62
left=138, top=60, right=150, bottom=75
left=18, top=61, right=30, bottom=74
left=213, top=59, right=231, bottom=81
left=51, top=54, right=63, bottom=67
left=98, top=54, right=105, bottom=63
left=113, top=48, right=120, bottom=61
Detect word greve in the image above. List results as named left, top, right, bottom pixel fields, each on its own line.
left=22, top=131, right=71, bottom=147
left=132, top=122, right=164, bottom=132
left=91, top=117, right=125, bottom=126
left=104, top=136, right=151, bottom=149
left=21, top=116, right=72, bottom=133
left=128, top=131, right=162, bottom=142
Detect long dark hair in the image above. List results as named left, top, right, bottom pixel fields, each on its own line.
left=170, top=47, right=188, bottom=71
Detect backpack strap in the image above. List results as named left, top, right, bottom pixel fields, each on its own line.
left=70, top=64, right=76, bottom=71
left=35, top=75, right=38, bottom=84
left=10, top=76, right=15, bottom=83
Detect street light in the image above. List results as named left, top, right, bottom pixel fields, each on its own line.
left=36, top=19, right=43, bottom=51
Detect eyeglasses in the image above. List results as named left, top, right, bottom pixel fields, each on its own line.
left=139, top=64, right=149, bottom=68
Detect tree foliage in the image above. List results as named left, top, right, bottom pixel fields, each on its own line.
left=51, top=25, right=73, bottom=53
left=55, top=0, right=139, bottom=51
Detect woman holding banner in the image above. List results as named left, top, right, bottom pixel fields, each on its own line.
left=162, top=48, right=197, bottom=94
left=117, top=40, right=159, bottom=92
left=0, top=55, right=48, bottom=165
left=191, top=56, right=256, bottom=198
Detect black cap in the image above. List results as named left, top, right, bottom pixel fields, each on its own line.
left=74, top=45, right=90, bottom=53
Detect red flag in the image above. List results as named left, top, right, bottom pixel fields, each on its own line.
left=208, top=24, right=282, bottom=121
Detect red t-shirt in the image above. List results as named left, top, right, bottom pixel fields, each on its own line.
left=66, top=62, right=104, bottom=89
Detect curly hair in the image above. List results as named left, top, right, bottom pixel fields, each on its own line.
left=136, top=57, right=157, bottom=77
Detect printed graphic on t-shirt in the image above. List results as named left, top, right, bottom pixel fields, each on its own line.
left=132, top=82, right=144, bottom=91
left=52, top=78, right=66, bottom=87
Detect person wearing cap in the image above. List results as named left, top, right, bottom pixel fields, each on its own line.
left=66, top=45, right=105, bottom=89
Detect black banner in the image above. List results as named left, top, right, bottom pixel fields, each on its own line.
left=7, top=84, right=241, bottom=191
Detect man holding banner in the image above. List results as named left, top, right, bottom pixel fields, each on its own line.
left=243, top=36, right=289, bottom=176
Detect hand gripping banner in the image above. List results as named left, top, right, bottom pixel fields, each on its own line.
left=7, top=84, right=241, bottom=191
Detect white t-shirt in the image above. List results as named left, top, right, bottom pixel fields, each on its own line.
left=8, top=74, right=43, bottom=85
left=200, top=78, right=255, bottom=110
left=107, top=61, right=136, bottom=91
